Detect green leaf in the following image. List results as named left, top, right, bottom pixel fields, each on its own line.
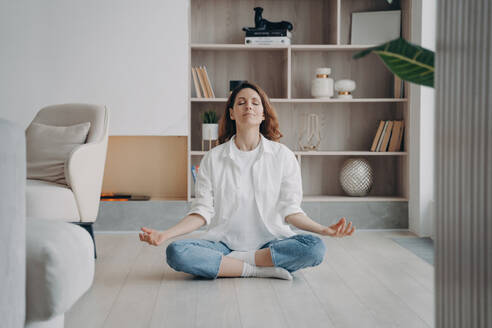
left=202, top=110, right=219, bottom=123
left=353, top=37, right=434, bottom=87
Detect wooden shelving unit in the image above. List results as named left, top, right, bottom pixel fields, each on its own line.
left=191, top=98, right=408, bottom=103
left=188, top=0, right=411, bottom=203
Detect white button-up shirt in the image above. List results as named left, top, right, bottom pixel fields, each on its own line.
left=187, top=133, right=306, bottom=242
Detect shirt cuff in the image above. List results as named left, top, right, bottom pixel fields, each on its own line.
left=186, top=209, right=212, bottom=226
left=280, top=206, right=306, bottom=222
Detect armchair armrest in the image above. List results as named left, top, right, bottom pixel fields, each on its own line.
left=66, top=132, right=108, bottom=222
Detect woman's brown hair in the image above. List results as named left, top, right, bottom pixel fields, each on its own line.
left=218, top=81, right=283, bottom=144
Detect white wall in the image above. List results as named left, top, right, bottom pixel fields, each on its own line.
left=409, top=0, right=436, bottom=238
left=0, top=0, right=189, bottom=136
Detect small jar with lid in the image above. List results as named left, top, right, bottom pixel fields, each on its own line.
left=311, top=67, right=334, bottom=99
left=335, top=79, right=356, bottom=99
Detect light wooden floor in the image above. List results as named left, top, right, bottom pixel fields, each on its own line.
left=65, top=230, right=434, bottom=328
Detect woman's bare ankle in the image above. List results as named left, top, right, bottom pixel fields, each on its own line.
left=254, top=248, right=274, bottom=267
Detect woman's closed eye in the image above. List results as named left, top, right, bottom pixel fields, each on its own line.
left=238, top=102, right=260, bottom=106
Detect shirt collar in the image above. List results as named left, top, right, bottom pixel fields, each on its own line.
left=222, top=133, right=274, bottom=161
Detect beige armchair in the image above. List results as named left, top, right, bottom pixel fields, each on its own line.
left=26, top=104, right=109, bottom=256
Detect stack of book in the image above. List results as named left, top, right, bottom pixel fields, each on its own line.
left=244, top=29, right=292, bottom=45
left=370, top=120, right=405, bottom=152
left=191, top=66, right=215, bottom=98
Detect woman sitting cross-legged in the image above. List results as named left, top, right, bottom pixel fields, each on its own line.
left=139, top=81, right=355, bottom=280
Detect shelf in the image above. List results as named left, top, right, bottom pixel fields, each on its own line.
left=191, top=44, right=289, bottom=51
left=191, top=98, right=228, bottom=102
left=191, top=44, right=376, bottom=51
left=295, top=151, right=407, bottom=156
left=191, top=150, right=407, bottom=156
left=302, top=196, right=408, bottom=202
left=189, top=195, right=407, bottom=202
left=290, top=44, right=376, bottom=51
left=191, top=98, right=408, bottom=103
left=272, top=98, right=408, bottom=103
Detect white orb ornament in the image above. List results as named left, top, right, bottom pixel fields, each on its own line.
left=334, top=79, right=356, bottom=99
left=311, top=68, right=334, bottom=99
left=339, top=158, right=374, bottom=196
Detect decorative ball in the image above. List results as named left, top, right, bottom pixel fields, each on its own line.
left=339, top=158, right=374, bottom=196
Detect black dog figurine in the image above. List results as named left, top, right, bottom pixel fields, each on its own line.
left=243, top=7, right=293, bottom=32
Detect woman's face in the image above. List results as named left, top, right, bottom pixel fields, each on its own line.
left=229, top=88, right=265, bottom=129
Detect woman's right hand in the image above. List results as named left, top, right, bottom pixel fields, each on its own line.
left=139, top=227, right=167, bottom=246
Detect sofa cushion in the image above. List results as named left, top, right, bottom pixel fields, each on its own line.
left=26, top=121, right=90, bottom=186
left=25, top=217, right=95, bottom=322
left=26, top=179, right=80, bottom=222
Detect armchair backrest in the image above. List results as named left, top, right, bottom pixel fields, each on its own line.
left=30, top=103, right=109, bottom=143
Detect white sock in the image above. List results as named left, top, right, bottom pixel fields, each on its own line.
left=227, top=250, right=256, bottom=265
left=241, top=263, right=293, bottom=280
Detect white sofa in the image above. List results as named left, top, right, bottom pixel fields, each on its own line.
left=26, top=103, right=109, bottom=256
left=0, top=119, right=95, bottom=328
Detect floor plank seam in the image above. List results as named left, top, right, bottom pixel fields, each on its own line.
left=299, top=270, right=339, bottom=328
left=147, top=255, right=169, bottom=328
left=360, top=235, right=435, bottom=293
left=193, top=277, right=199, bottom=328
left=319, top=236, right=385, bottom=326
left=100, top=242, right=145, bottom=328
left=382, top=237, right=435, bottom=293
left=336, top=237, right=432, bottom=327
left=232, top=279, right=245, bottom=328
left=268, top=279, right=294, bottom=328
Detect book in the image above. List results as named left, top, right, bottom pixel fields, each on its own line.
left=245, top=36, right=291, bottom=45
left=245, top=30, right=292, bottom=38
left=397, top=121, right=405, bottom=151
left=376, top=121, right=389, bottom=152
left=191, top=165, right=198, bottom=183
left=100, top=193, right=150, bottom=201
left=191, top=67, right=202, bottom=98
left=394, top=75, right=402, bottom=98
left=195, top=67, right=209, bottom=98
left=380, top=120, right=394, bottom=152
left=388, top=120, right=402, bottom=152
left=101, top=193, right=131, bottom=199
left=202, top=66, right=215, bottom=98
left=370, top=120, right=385, bottom=152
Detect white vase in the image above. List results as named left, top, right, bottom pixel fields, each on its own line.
left=311, top=67, right=334, bottom=99
left=202, top=123, right=218, bottom=140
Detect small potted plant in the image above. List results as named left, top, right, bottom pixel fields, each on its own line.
left=201, top=110, right=219, bottom=150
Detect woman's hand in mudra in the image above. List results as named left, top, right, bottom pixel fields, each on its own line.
left=139, top=227, right=167, bottom=246
left=320, top=217, right=355, bottom=237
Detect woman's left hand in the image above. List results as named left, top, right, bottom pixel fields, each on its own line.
left=319, top=217, right=355, bottom=237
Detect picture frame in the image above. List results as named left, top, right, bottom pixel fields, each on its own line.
left=351, top=10, right=401, bottom=45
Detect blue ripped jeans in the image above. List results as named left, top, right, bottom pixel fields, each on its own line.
left=166, top=234, right=326, bottom=279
